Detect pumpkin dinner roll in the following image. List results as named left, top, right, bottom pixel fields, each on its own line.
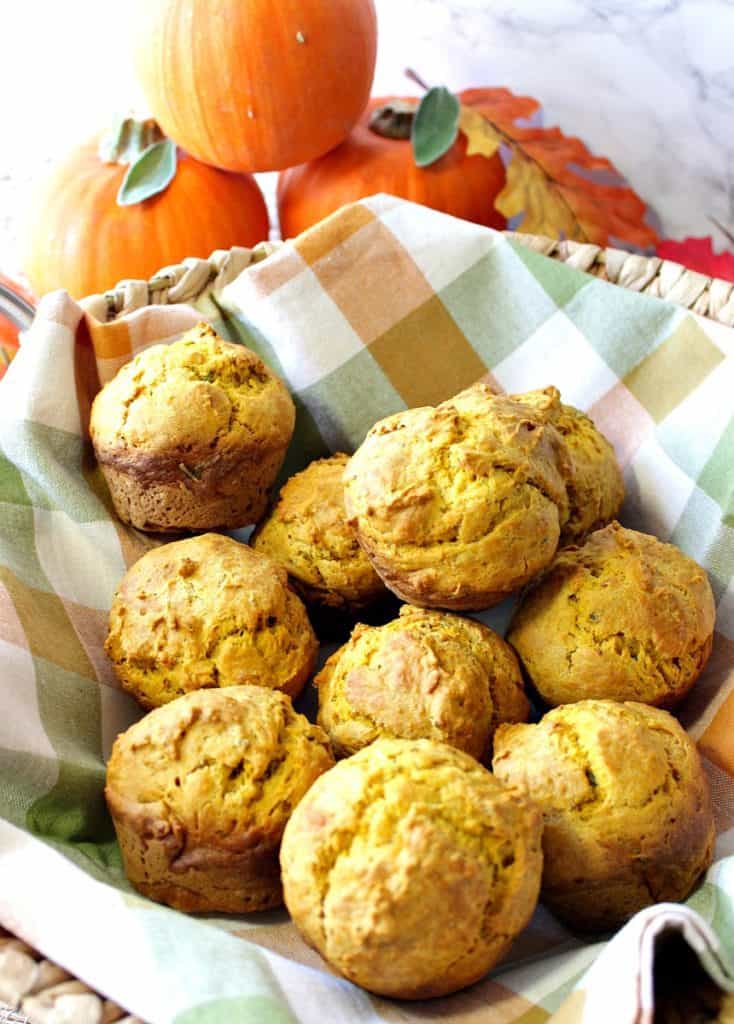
left=251, top=453, right=388, bottom=618
left=507, top=522, right=715, bottom=708
left=106, top=686, right=334, bottom=913
left=106, top=533, right=318, bottom=709
left=281, top=738, right=543, bottom=999
left=316, top=605, right=529, bottom=760
left=484, top=390, right=623, bottom=546
left=553, top=404, right=624, bottom=544
left=493, top=701, right=715, bottom=931
left=90, top=322, right=295, bottom=532
left=343, top=383, right=571, bottom=610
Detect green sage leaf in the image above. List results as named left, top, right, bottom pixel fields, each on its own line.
left=117, top=139, right=177, bottom=206
left=411, top=86, right=460, bottom=168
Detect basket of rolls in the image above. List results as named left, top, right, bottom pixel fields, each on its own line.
left=0, top=194, right=733, bottom=1024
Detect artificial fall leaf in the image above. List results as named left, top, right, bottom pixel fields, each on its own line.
left=461, top=87, right=540, bottom=133
left=458, top=87, right=659, bottom=249
left=656, top=237, right=734, bottom=283
left=459, top=107, right=501, bottom=159
left=496, top=151, right=579, bottom=238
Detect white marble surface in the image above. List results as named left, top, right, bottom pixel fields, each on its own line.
left=1, top=0, right=732, bottom=279
left=373, top=0, right=734, bottom=244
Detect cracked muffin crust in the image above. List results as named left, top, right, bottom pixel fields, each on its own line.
left=280, top=737, right=543, bottom=999
left=105, top=686, right=334, bottom=912
left=343, top=383, right=571, bottom=610
left=493, top=700, right=715, bottom=931
left=90, top=322, right=295, bottom=532
left=105, top=533, right=318, bottom=708
left=553, top=404, right=624, bottom=544
left=487, top=390, right=623, bottom=547
left=251, top=453, right=388, bottom=617
left=507, top=522, right=716, bottom=708
left=315, top=605, right=529, bottom=760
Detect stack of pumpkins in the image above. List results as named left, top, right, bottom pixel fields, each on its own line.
left=24, top=0, right=508, bottom=301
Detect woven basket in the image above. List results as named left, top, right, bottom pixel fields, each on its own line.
left=0, top=929, right=141, bottom=1023
left=81, top=233, right=734, bottom=327
left=6, top=229, right=734, bottom=1023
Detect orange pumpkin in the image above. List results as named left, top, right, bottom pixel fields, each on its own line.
left=133, top=0, right=378, bottom=174
left=24, top=120, right=270, bottom=300
left=278, top=95, right=508, bottom=239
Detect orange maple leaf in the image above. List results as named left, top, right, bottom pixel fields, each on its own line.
left=459, top=87, right=658, bottom=249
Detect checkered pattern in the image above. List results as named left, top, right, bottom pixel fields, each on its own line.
left=0, top=196, right=733, bottom=1024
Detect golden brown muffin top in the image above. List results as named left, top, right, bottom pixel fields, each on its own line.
left=106, top=686, right=334, bottom=861
left=554, top=404, right=625, bottom=544
left=105, top=533, right=318, bottom=707
left=251, top=454, right=385, bottom=608
left=90, top=322, right=294, bottom=467
left=342, top=383, right=571, bottom=609
left=494, top=700, right=706, bottom=825
left=492, top=700, right=715, bottom=928
left=507, top=522, right=716, bottom=707
left=281, top=737, right=542, bottom=999
left=344, top=383, right=570, bottom=549
left=315, top=605, right=528, bottom=760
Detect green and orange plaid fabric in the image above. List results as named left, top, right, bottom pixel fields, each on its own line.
left=0, top=196, right=733, bottom=1023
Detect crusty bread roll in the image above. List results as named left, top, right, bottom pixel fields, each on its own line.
left=343, top=383, right=570, bottom=610
left=316, top=605, right=528, bottom=760
left=493, top=700, right=715, bottom=931
left=106, top=686, right=334, bottom=913
left=106, top=533, right=318, bottom=708
left=252, top=453, right=387, bottom=618
left=552, top=403, right=624, bottom=544
left=90, top=322, right=294, bottom=532
left=507, top=522, right=715, bottom=707
left=281, top=737, right=543, bottom=998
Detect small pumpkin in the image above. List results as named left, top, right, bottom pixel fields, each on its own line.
left=24, top=119, right=269, bottom=300
left=278, top=95, right=507, bottom=239
left=132, top=0, right=378, bottom=174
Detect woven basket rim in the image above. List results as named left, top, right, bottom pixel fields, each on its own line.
left=82, top=232, right=734, bottom=328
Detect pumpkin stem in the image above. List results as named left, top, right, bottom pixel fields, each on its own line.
left=98, top=117, right=167, bottom=166
left=369, top=100, right=420, bottom=140
left=404, top=68, right=431, bottom=92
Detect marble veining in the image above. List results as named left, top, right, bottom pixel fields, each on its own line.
left=373, top=0, right=734, bottom=244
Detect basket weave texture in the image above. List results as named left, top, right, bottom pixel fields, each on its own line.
left=82, top=233, right=734, bottom=327
left=0, top=929, right=142, bottom=1024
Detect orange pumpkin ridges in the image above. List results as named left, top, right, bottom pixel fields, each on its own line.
left=133, top=0, right=378, bottom=174
left=277, top=95, right=508, bottom=239
left=23, top=125, right=270, bottom=301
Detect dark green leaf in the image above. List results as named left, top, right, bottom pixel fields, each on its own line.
left=117, top=139, right=177, bottom=206
left=411, top=86, right=460, bottom=168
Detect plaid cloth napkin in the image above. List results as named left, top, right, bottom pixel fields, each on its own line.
left=0, top=195, right=732, bottom=1024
